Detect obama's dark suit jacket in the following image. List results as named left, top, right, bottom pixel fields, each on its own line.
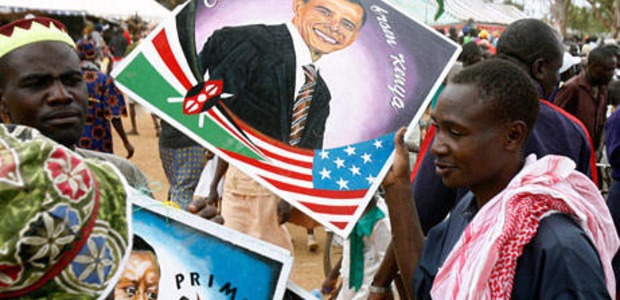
left=198, top=24, right=331, bottom=149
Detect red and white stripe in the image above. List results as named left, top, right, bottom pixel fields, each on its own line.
left=211, top=112, right=365, bottom=230
left=148, top=19, right=197, bottom=94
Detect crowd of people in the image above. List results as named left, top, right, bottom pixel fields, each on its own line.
left=2, top=1, right=620, bottom=299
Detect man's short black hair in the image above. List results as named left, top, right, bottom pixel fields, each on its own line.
left=450, top=58, right=540, bottom=139
left=302, top=0, right=367, bottom=26
left=497, top=19, right=563, bottom=72
left=602, top=43, right=620, bottom=56
left=458, top=41, right=482, bottom=65
left=588, top=46, right=616, bottom=66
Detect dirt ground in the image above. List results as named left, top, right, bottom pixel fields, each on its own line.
left=113, top=105, right=328, bottom=291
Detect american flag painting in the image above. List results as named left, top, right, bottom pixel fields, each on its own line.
left=112, top=0, right=460, bottom=236
left=213, top=109, right=395, bottom=231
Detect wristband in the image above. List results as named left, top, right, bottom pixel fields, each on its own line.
left=369, top=285, right=390, bottom=294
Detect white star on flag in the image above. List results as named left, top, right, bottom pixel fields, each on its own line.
left=319, top=150, right=329, bottom=159
left=361, top=153, right=372, bottom=163
left=365, top=174, right=376, bottom=184
left=334, top=157, right=345, bottom=169
left=336, top=178, right=349, bottom=190
left=373, top=140, right=383, bottom=148
left=349, top=165, right=361, bottom=176
left=344, top=145, right=356, bottom=156
left=319, top=168, right=331, bottom=179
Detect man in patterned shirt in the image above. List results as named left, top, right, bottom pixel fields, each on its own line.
left=76, top=39, right=134, bottom=158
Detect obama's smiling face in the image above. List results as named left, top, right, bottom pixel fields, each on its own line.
left=292, top=0, right=364, bottom=62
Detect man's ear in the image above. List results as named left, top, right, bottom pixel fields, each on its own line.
left=505, top=121, right=527, bottom=151
left=531, top=58, right=546, bottom=82
left=292, top=0, right=304, bottom=14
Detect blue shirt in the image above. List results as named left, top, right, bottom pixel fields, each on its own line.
left=414, top=193, right=610, bottom=300
left=606, top=109, right=620, bottom=181
left=604, top=109, right=620, bottom=287
left=78, top=66, right=127, bottom=153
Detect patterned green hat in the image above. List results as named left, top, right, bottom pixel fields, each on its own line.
left=0, top=124, right=130, bottom=299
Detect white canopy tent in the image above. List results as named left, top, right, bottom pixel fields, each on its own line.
left=389, top=0, right=526, bottom=26
left=0, top=0, right=170, bottom=22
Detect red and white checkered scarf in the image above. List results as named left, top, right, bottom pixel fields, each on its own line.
left=431, top=154, right=619, bottom=299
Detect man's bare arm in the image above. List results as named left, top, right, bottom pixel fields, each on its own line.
left=382, top=128, right=425, bottom=299
left=188, top=158, right=228, bottom=224
left=368, top=242, right=397, bottom=300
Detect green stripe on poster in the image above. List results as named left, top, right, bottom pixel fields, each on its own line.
left=115, top=53, right=182, bottom=104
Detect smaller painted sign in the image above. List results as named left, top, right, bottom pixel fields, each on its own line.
left=114, top=189, right=293, bottom=300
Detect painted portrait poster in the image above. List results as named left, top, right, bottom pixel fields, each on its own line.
left=112, top=0, right=460, bottom=236
left=116, top=190, right=292, bottom=299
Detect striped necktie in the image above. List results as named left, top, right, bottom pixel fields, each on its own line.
left=289, top=64, right=317, bottom=146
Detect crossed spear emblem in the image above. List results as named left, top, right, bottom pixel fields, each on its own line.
left=182, top=80, right=234, bottom=115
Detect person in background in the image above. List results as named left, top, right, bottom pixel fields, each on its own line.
left=159, top=121, right=207, bottom=210
left=555, top=46, right=617, bottom=154
left=448, top=26, right=458, bottom=43
left=76, top=39, right=134, bottom=158
left=602, top=44, right=620, bottom=82
left=108, top=24, right=130, bottom=72
left=559, top=51, right=583, bottom=86
left=460, top=41, right=483, bottom=67
left=91, top=23, right=107, bottom=60
left=123, top=16, right=147, bottom=136
left=321, top=195, right=392, bottom=299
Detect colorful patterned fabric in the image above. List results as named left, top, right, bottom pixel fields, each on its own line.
left=159, top=145, right=206, bottom=209
left=76, top=148, right=152, bottom=198
left=77, top=39, right=97, bottom=60
left=77, top=62, right=127, bottom=154
left=0, top=124, right=130, bottom=299
left=431, top=154, right=619, bottom=300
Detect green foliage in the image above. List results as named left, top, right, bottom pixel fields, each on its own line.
left=566, top=2, right=612, bottom=36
